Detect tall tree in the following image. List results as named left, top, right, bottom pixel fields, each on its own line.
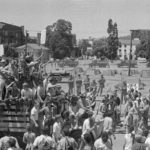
left=78, top=39, right=90, bottom=56
left=107, top=19, right=119, bottom=60
left=45, top=19, right=73, bottom=59
left=92, top=38, right=108, bottom=58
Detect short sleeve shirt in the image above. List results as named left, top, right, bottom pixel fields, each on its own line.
left=94, top=138, right=112, bottom=150
left=31, top=107, right=39, bottom=121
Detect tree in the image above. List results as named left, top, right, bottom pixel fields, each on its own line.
left=92, top=38, right=108, bottom=58
left=135, top=40, right=147, bottom=58
left=107, top=19, right=119, bottom=60
left=78, top=39, right=90, bottom=56
left=45, top=19, right=73, bottom=59
left=135, top=33, right=150, bottom=60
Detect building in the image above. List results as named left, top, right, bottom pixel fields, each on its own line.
left=16, top=43, right=51, bottom=63
left=0, top=22, right=25, bottom=46
left=118, top=37, right=140, bottom=60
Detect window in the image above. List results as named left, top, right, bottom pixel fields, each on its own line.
left=5, top=31, right=8, bottom=36
left=16, top=33, right=19, bottom=38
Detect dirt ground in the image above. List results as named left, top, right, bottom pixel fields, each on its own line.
left=45, top=60, right=150, bottom=97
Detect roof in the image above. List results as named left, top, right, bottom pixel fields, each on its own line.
left=119, top=35, right=140, bottom=46
left=16, top=43, right=49, bottom=51
left=119, top=39, right=140, bottom=46
left=0, top=22, right=23, bottom=31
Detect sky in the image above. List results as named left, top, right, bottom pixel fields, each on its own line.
left=0, top=0, right=150, bottom=39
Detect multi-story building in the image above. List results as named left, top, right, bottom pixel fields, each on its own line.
left=118, top=37, right=140, bottom=60
left=0, top=22, right=25, bottom=46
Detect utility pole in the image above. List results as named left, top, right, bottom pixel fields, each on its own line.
left=128, top=30, right=133, bottom=76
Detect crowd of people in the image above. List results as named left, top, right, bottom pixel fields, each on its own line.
left=0, top=57, right=150, bottom=150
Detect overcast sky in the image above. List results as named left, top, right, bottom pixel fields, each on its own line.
left=0, top=0, right=150, bottom=39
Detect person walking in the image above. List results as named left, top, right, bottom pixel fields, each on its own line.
left=97, top=74, right=105, bottom=96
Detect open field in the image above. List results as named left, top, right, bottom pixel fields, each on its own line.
left=45, top=60, right=150, bottom=96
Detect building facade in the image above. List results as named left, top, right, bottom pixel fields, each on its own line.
left=118, top=38, right=140, bottom=60
left=16, top=43, right=51, bottom=63
left=0, top=22, right=25, bottom=46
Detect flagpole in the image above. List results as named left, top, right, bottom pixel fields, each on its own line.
left=128, top=30, right=133, bottom=76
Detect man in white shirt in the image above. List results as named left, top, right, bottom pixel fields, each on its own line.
left=30, top=102, right=40, bottom=136
left=53, top=114, right=62, bottom=143
left=82, top=112, right=95, bottom=136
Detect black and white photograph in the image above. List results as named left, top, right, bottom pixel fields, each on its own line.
left=0, top=0, right=150, bottom=149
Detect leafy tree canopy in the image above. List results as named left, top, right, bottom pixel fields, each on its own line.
left=45, top=19, right=74, bottom=59
left=107, top=19, right=119, bottom=60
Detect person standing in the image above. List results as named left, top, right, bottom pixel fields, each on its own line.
left=52, top=115, right=62, bottom=143
left=97, top=74, right=105, bottom=96
left=23, top=125, right=36, bottom=150
left=68, top=75, right=74, bottom=95
left=121, top=81, right=127, bottom=104
left=90, top=80, right=97, bottom=96
left=21, top=83, right=33, bottom=113
left=30, top=102, right=40, bottom=136
left=0, top=75, right=6, bottom=101
left=84, top=75, right=90, bottom=93
left=39, top=102, right=55, bottom=136
left=140, top=98, right=149, bottom=129
left=76, top=74, right=82, bottom=96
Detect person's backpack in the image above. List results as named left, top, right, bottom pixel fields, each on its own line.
left=65, top=137, right=74, bottom=150
left=38, top=137, right=50, bottom=150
